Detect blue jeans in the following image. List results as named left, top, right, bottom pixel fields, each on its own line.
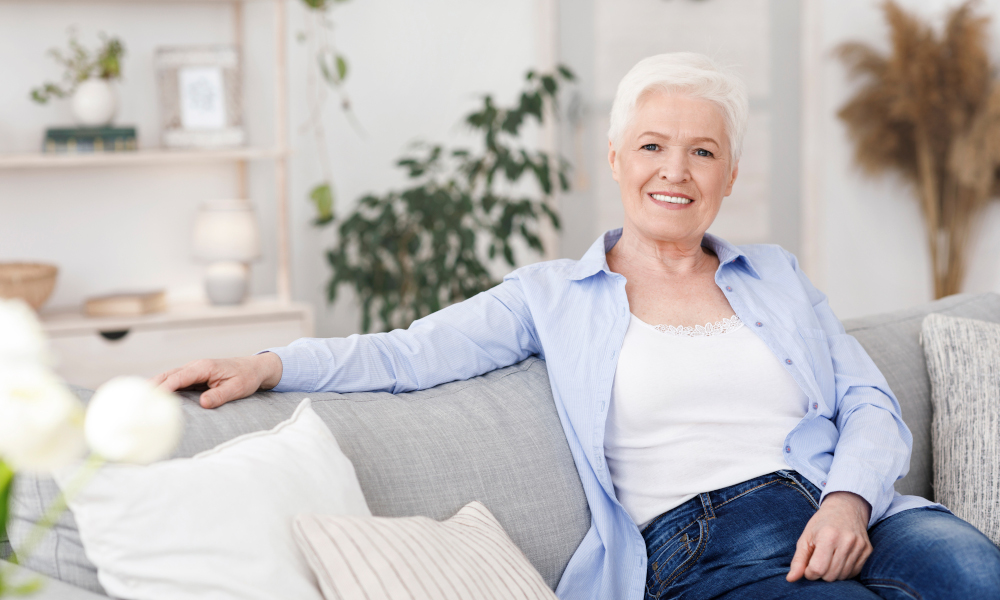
left=641, top=471, right=1000, bottom=599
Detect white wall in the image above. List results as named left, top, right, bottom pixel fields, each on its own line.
left=803, top=0, right=1000, bottom=319
left=0, top=0, right=538, bottom=338
left=285, top=0, right=539, bottom=336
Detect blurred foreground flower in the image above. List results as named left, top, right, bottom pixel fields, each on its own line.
left=0, top=299, right=49, bottom=366
left=1, top=300, right=183, bottom=597
left=0, top=366, right=85, bottom=473
left=85, top=376, right=183, bottom=464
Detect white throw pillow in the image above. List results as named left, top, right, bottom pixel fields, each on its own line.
left=922, top=313, right=1000, bottom=545
left=293, top=501, right=557, bottom=600
left=56, top=399, right=371, bottom=600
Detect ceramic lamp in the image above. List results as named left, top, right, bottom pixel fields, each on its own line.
left=192, top=200, right=261, bottom=305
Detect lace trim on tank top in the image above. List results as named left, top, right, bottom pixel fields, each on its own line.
left=649, top=314, right=744, bottom=337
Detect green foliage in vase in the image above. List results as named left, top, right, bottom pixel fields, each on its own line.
left=30, top=31, right=125, bottom=104
left=324, top=67, right=575, bottom=332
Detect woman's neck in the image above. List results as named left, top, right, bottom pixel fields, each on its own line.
left=607, top=225, right=716, bottom=278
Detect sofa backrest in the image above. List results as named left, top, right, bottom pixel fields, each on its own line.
left=10, top=356, right=591, bottom=595
left=843, top=292, right=1000, bottom=500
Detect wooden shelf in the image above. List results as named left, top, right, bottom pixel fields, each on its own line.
left=41, top=298, right=312, bottom=336
left=0, top=0, right=281, bottom=4
left=0, top=147, right=288, bottom=170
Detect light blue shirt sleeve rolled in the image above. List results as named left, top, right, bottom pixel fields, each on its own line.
left=266, top=276, right=541, bottom=394
left=782, top=249, right=913, bottom=527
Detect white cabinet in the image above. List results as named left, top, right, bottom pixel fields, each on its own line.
left=42, top=300, right=312, bottom=389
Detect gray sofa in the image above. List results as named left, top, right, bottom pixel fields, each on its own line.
left=5, top=292, right=1000, bottom=599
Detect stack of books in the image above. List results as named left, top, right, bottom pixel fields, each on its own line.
left=43, top=127, right=138, bottom=153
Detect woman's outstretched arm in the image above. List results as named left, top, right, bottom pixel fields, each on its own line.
left=153, top=276, right=540, bottom=408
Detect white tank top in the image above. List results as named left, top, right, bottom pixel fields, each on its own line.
left=604, top=313, right=808, bottom=530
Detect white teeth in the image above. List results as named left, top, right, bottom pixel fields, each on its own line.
left=651, top=193, right=692, bottom=204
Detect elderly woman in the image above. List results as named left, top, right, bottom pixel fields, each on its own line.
left=156, top=53, right=1000, bottom=599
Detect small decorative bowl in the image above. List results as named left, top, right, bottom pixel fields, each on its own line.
left=0, top=263, right=59, bottom=310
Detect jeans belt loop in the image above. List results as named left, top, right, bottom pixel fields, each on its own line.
left=699, top=492, right=716, bottom=520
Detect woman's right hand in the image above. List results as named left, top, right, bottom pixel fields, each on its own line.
left=150, top=352, right=284, bottom=409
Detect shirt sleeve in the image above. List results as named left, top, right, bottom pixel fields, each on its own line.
left=783, top=249, right=913, bottom=527
left=260, top=276, right=541, bottom=395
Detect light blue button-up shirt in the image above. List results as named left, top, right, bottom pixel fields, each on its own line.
left=268, top=229, right=937, bottom=600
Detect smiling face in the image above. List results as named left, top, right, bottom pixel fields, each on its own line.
left=608, top=90, right=739, bottom=249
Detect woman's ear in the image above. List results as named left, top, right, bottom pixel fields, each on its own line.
left=724, top=160, right=740, bottom=197
left=608, top=139, right=620, bottom=182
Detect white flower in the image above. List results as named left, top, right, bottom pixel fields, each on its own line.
left=0, top=365, right=86, bottom=472
left=85, top=376, right=183, bottom=464
left=0, top=298, right=50, bottom=366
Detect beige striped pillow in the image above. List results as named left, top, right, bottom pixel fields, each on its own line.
left=293, top=501, right=557, bottom=600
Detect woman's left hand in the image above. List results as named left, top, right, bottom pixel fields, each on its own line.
left=786, top=491, right=873, bottom=582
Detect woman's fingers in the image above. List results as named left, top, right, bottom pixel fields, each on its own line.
left=844, top=538, right=872, bottom=580
left=804, top=534, right=835, bottom=581
left=199, top=377, right=245, bottom=409
left=786, top=537, right=812, bottom=582
left=149, top=367, right=182, bottom=388
left=159, top=360, right=216, bottom=393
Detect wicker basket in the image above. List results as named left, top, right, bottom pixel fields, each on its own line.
left=0, top=263, right=58, bottom=310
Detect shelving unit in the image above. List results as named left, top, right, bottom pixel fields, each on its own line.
left=0, top=146, right=287, bottom=169
left=0, top=0, right=293, bottom=303
left=1, top=0, right=314, bottom=386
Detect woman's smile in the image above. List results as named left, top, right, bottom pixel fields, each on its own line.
left=648, top=192, right=694, bottom=208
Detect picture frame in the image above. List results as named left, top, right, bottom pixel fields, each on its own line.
left=155, top=46, right=245, bottom=148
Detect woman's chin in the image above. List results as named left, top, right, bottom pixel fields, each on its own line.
left=633, top=221, right=703, bottom=245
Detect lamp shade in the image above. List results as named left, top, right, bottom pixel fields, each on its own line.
left=192, top=200, right=261, bottom=262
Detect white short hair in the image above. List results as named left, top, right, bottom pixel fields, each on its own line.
left=608, top=53, right=749, bottom=163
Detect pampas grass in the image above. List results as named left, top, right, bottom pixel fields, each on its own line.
left=838, top=0, right=998, bottom=298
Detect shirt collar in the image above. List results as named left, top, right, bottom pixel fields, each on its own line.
left=566, top=228, right=761, bottom=281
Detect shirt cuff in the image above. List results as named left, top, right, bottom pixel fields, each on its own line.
left=819, top=467, right=888, bottom=528
left=255, top=347, right=299, bottom=392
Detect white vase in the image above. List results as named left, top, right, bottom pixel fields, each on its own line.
left=71, top=79, right=117, bottom=127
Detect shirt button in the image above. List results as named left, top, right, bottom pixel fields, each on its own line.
left=725, top=286, right=733, bottom=292
left=755, top=321, right=763, bottom=327
left=785, top=359, right=793, bottom=365
left=821, top=481, right=827, bottom=487
left=812, top=403, right=819, bottom=409
left=785, top=446, right=791, bottom=453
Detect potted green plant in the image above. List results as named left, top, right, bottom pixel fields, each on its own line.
left=30, top=31, right=125, bottom=128
left=322, top=68, right=575, bottom=332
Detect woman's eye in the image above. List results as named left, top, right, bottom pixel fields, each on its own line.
left=695, top=148, right=714, bottom=158
left=641, top=143, right=659, bottom=151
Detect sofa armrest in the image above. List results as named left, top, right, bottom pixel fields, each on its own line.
left=1, top=561, right=108, bottom=599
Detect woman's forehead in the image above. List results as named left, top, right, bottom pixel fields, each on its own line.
left=630, top=91, right=727, bottom=142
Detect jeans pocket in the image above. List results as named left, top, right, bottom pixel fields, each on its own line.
left=646, top=518, right=705, bottom=599
left=774, top=470, right=821, bottom=508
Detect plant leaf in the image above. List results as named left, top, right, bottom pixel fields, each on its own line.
left=310, top=183, right=335, bottom=225
left=336, top=55, right=348, bottom=81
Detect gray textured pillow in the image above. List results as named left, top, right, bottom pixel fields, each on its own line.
left=922, top=313, right=1000, bottom=544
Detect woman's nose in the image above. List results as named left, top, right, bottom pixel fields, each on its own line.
left=657, top=149, right=690, bottom=183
